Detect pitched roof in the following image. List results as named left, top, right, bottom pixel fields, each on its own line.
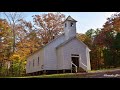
left=63, top=16, right=77, bottom=23
left=56, top=36, right=76, bottom=48
left=56, top=35, right=91, bottom=52
left=27, top=33, right=65, bottom=59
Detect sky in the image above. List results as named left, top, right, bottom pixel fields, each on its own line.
left=1, top=12, right=117, bottom=34
left=23, top=12, right=117, bottom=34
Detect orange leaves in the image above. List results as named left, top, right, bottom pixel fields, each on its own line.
left=32, top=13, right=65, bottom=45
left=1, top=13, right=66, bottom=70
left=77, top=33, right=88, bottom=42
left=77, top=33, right=92, bottom=49
left=94, top=13, right=120, bottom=47
left=0, top=19, right=10, bottom=35
left=103, top=13, right=120, bottom=32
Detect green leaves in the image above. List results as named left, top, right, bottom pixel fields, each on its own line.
left=94, top=13, right=120, bottom=68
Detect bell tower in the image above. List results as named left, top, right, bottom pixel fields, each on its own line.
left=63, top=16, right=77, bottom=40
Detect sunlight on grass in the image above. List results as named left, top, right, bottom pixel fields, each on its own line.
left=24, top=73, right=85, bottom=78
left=1, top=68, right=120, bottom=78
left=0, top=73, right=86, bottom=78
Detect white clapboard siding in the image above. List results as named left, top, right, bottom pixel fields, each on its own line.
left=43, top=34, right=65, bottom=70
left=26, top=16, right=91, bottom=74
left=26, top=48, right=44, bottom=73
left=59, top=38, right=91, bottom=71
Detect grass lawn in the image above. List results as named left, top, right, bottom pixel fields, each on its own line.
left=1, top=68, right=120, bottom=78
left=24, top=73, right=84, bottom=78
left=0, top=73, right=92, bottom=78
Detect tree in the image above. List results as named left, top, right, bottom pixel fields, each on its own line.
left=0, top=12, right=66, bottom=76
left=3, top=12, right=24, bottom=53
left=32, top=12, right=65, bottom=45
left=15, top=12, right=66, bottom=57
left=77, top=28, right=104, bottom=70
left=94, top=13, right=120, bottom=68
left=1, top=12, right=25, bottom=75
left=15, top=18, right=42, bottom=57
left=112, top=32, right=120, bottom=66
left=9, top=54, right=26, bottom=76
left=0, top=19, right=12, bottom=62
left=77, top=33, right=92, bottom=49
left=85, top=29, right=95, bottom=38
left=0, top=18, right=12, bottom=76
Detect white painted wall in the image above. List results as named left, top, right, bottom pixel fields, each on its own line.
left=26, top=36, right=91, bottom=73
left=56, top=46, right=64, bottom=70
left=86, top=47, right=91, bottom=70
left=26, top=16, right=91, bottom=73
left=60, top=38, right=90, bottom=71
left=26, top=48, right=44, bottom=73
left=64, top=21, right=76, bottom=40
left=43, top=35, right=65, bottom=70
left=26, top=34, right=66, bottom=73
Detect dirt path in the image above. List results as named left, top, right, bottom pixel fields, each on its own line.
left=86, top=69, right=120, bottom=78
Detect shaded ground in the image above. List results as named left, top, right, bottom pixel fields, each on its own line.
left=87, top=69, right=120, bottom=78
left=1, top=69, right=120, bottom=78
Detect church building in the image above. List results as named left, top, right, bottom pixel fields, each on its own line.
left=26, top=16, right=91, bottom=75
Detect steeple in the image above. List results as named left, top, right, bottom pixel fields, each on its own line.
left=64, top=15, right=77, bottom=22
left=63, top=16, right=77, bottom=40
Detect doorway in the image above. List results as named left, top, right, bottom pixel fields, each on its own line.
left=71, top=57, right=79, bottom=67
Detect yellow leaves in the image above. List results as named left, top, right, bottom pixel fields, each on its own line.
left=0, top=19, right=10, bottom=31
left=10, top=54, right=20, bottom=61
left=77, top=33, right=91, bottom=42
left=32, top=13, right=65, bottom=45
left=0, top=19, right=12, bottom=38
left=0, top=31, right=3, bottom=37
left=0, top=19, right=12, bottom=62
left=77, top=33, right=87, bottom=42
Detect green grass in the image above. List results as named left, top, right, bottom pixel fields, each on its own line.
left=28, top=73, right=86, bottom=78
left=1, top=68, right=120, bottom=78
left=0, top=73, right=88, bottom=78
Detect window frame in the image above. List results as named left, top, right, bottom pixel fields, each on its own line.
left=29, top=61, right=30, bottom=68
left=71, top=22, right=74, bottom=27
left=65, top=23, right=67, bottom=27
left=33, top=59, right=34, bottom=67
left=38, top=57, right=39, bottom=66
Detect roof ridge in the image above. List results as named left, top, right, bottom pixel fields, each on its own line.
left=27, top=33, right=65, bottom=59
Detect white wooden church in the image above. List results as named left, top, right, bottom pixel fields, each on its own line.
left=26, top=16, right=91, bottom=75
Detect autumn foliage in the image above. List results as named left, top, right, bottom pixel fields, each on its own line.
left=1, top=12, right=120, bottom=76
left=93, top=13, right=120, bottom=69
left=0, top=12, right=65, bottom=76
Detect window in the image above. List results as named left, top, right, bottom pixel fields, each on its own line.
left=38, top=57, right=39, bottom=66
left=33, top=59, right=34, bottom=67
left=71, top=23, right=73, bottom=27
left=29, top=61, right=30, bottom=68
left=41, top=65, right=44, bottom=69
left=65, top=23, right=67, bottom=27
left=53, top=34, right=55, bottom=39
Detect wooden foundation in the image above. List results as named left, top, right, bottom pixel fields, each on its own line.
left=43, top=70, right=46, bottom=74
left=26, top=69, right=80, bottom=76
left=63, top=70, right=65, bottom=73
